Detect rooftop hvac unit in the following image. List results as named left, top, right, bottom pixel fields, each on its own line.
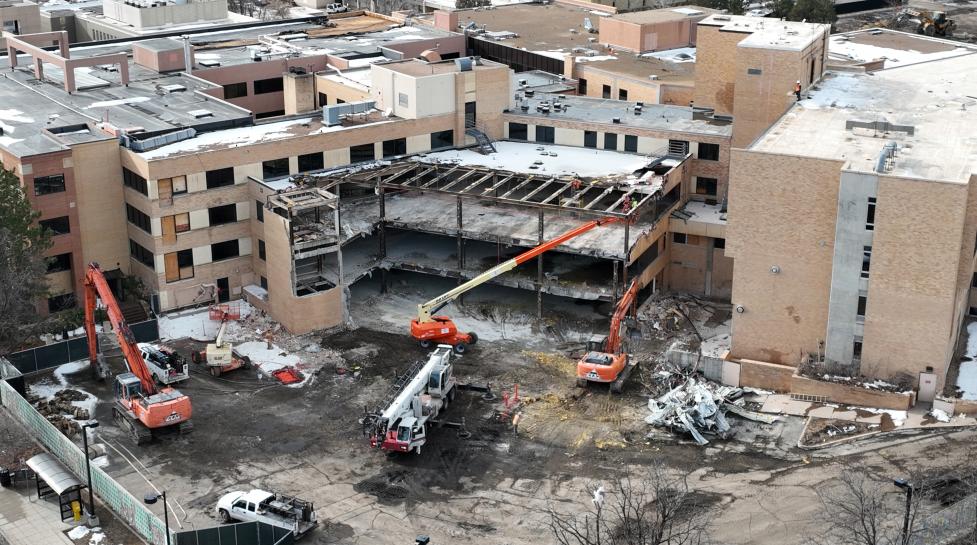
left=583, top=17, right=596, bottom=33
left=518, top=79, right=527, bottom=86
left=524, top=89, right=535, bottom=97
left=612, top=117, right=621, bottom=124
left=322, top=100, right=375, bottom=126
left=119, top=127, right=196, bottom=152
left=455, top=57, right=473, bottom=71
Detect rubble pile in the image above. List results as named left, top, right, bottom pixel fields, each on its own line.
left=30, top=389, right=91, bottom=437
left=645, top=374, right=777, bottom=445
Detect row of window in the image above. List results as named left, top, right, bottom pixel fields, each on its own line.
left=222, top=77, right=284, bottom=100
left=671, top=233, right=726, bottom=250
left=34, top=174, right=66, bottom=196
left=161, top=240, right=242, bottom=283
left=40, top=216, right=70, bottom=235
left=507, top=123, right=720, bottom=160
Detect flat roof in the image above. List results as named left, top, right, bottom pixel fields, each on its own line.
left=612, top=6, right=718, bottom=25
left=828, top=29, right=976, bottom=68
left=752, top=48, right=977, bottom=182
left=380, top=57, right=505, bottom=76
left=508, top=94, right=732, bottom=138
left=699, top=14, right=826, bottom=51
left=457, top=3, right=694, bottom=83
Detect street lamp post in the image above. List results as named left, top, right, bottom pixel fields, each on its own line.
left=81, top=422, right=100, bottom=526
left=894, top=478, right=914, bottom=545
left=144, top=491, right=171, bottom=545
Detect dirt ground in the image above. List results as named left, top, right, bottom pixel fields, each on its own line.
left=19, top=274, right=977, bottom=545
left=836, top=0, right=977, bottom=42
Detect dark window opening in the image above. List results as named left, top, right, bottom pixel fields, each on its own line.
left=861, top=246, right=872, bottom=279
left=668, top=140, right=690, bottom=156
left=714, top=237, right=726, bottom=250
left=535, top=126, right=555, bottom=144
left=253, top=77, right=284, bottom=94
left=350, top=143, right=375, bottom=163
left=255, top=110, right=286, bottom=119
left=211, top=239, right=240, bottom=262
left=129, top=239, right=154, bottom=270
left=584, top=131, right=597, bottom=148
left=508, top=123, right=527, bottom=141
left=698, top=143, right=720, bottom=161
left=431, top=130, right=454, bottom=149
left=48, top=293, right=76, bottom=313
left=262, top=158, right=289, bottom=179
left=223, top=82, right=247, bottom=99
left=856, top=295, right=867, bottom=319
left=122, top=169, right=147, bottom=195
left=47, top=253, right=72, bottom=273
left=260, top=276, right=268, bottom=290
left=318, top=92, right=327, bottom=107
left=603, top=133, right=617, bottom=151
left=464, top=101, right=476, bottom=128
left=695, top=177, right=718, bottom=196
left=126, top=204, right=151, bottom=233
left=40, top=216, right=70, bottom=235
left=208, top=204, right=238, bottom=226
left=618, top=89, right=628, bottom=101
left=972, top=272, right=977, bottom=288
left=298, top=153, right=324, bottom=173
left=578, top=78, right=587, bottom=95
left=206, top=167, right=235, bottom=189
left=853, top=339, right=863, bottom=360
left=258, top=239, right=266, bottom=261
left=602, top=84, right=611, bottom=99
left=34, top=174, right=66, bottom=196
left=866, top=197, right=876, bottom=230
left=624, top=134, right=638, bottom=153
left=382, top=138, right=407, bottom=159
left=672, top=233, right=687, bottom=244
left=256, top=200, right=264, bottom=223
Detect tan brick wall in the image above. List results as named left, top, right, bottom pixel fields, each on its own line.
left=693, top=25, right=746, bottom=115
left=738, top=359, right=793, bottom=392
left=72, top=139, right=130, bottom=274
left=790, top=374, right=913, bottom=410
left=727, top=150, right=843, bottom=364
left=575, top=65, right=671, bottom=104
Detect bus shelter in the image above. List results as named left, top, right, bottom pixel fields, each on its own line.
left=26, top=453, right=88, bottom=522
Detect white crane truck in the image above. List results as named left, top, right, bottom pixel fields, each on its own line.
left=366, top=345, right=458, bottom=454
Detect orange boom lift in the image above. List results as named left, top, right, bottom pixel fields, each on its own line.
left=84, top=263, right=193, bottom=444
left=576, top=279, right=639, bottom=393
left=410, top=217, right=623, bottom=353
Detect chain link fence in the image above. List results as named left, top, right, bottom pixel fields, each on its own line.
left=0, top=380, right=169, bottom=545
left=911, top=493, right=977, bottom=545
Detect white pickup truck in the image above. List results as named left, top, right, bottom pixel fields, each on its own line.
left=324, top=2, right=347, bottom=13
left=216, top=489, right=317, bottom=538
left=137, top=343, right=189, bottom=385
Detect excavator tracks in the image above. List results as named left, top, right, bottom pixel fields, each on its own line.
left=114, top=407, right=152, bottom=446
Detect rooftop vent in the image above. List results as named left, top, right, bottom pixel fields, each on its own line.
left=188, top=109, right=213, bottom=119
left=198, top=60, right=221, bottom=68
left=612, top=117, right=621, bottom=124
left=322, top=100, right=376, bottom=126
left=120, top=127, right=196, bottom=152
left=161, top=84, right=186, bottom=93
left=455, top=57, right=473, bottom=71
left=874, top=141, right=897, bottom=173
left=846, top=119, right=915, bottom=136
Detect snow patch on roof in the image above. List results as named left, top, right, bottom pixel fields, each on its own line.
left=415, top=142, right=650, bottom=177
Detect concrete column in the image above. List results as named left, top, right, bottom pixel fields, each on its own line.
left=612, top=260, right=619, bottom=299
left=118, top=59, right=129, bottom=87
left=64, top=66, right=76, bottom=94
left=34, top=60, right=43, bottom=81
left=6, top=45, right=17, bottom=68
left=536, top=209, right=543, bottom=319
left=378, top=182, right=386, bottom=294
left=457, top=196, right=463, bottom=271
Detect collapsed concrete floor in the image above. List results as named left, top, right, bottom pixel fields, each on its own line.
left=20, top=275, right=977, bottom=545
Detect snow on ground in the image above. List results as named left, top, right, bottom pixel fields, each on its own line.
left=533, top=50, right=567, bottom=60
left=416, top=142, right=651, bottom=178
left=641, top=47, right=696, bottom=63
left=233, top=341, right=315, bottom=387
left=574, top=55, right=617, bottom=63
left=67, top=526, right=90, bottom=540
left=853, top=407, right=908, bottom=427
left=956, top=322, right=977, bottom=399
left=829, top=35, right=974, bottom=68
left=84, top=96, right=152, bottom=109
left=158, top=301, right=255, bottom=342
left=29, top=360, right=99, bottom=421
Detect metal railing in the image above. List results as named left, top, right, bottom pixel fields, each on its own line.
left=910, top=493, right=977, bottom=545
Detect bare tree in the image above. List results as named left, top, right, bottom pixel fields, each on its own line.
left=548, top=463, right=710, bottom=545
left=811, top=467, right=927, bottom=545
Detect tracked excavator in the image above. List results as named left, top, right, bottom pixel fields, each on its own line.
left=410, top=217, right=624, bottom=353
left=576, top=279, right=640, bottom=393
left=84, top=263, right=193, bottom=444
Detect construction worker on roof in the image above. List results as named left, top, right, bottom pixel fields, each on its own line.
left=794, top=80, right=802, bottom=101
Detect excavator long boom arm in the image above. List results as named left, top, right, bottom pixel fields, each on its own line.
left=606, top=280, right=639, bottom=355
left=416, top=217, right=623, bottom=323
left=84, top=263, right=158, bottom=395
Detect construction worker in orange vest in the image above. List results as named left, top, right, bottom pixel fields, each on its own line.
left=794, top=80, right=802, bottom=101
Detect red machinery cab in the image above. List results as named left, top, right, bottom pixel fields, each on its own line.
left=371, top=417, right=426, bottom=453
left=576, top=335, right=627, bottom=383
left=410, top=316, right=477, bottom=354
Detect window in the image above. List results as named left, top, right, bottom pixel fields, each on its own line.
left=604, top=133, right=617, bottom=151
left=747, top=68, right=762, bottom=75
left=698, top=143, right=720, bottom=161
left=624, top=134, right=638, bottom=153
left=972, top=272, right=977, bottom=288
left=861, top=246, right=872, bottom=279
left=247, top=503, right=256, bottom=513
left=173, top=212, right=190, bottom=232
left=866, top=197, right=876, bottom=231
left=126, top=204, right=151, bottom=233
left=223, top=82, right=247, bottom=99
left=260, top=276, right=268, bottom=290
left=672, top=233, right=687, bottom=244
left=256, top=200, right=264, bottom=223
left=122, top=168, right=147, bottom=195
left=382, top=138, right=407, bottom=159
left=856, top=295, right=867, bottom=320
left=258, top=239, right=266, bottom=261
left=508, top=123, right=527, bottom=141
left=253, top=77, right=284, bottom=94
left=208, top=204, right=238, bottom=226
left=618, top=89, right=628, bottom=101
left=695, top=177, right=718, bottom=196
left=464, top=101, right=476, bottom=128
left=262, top=158, right=289, bottom=179
left=256, top=110, right=285, bottom=119
left=298, top=153, right=324, bottom=172
left=129, top=240, right=154, bottom=270
left=714, top=237, right=726, bottom=250
left=431, top=130, right=454, bottom=149
left=578, top=78, right=587, bottom=95
left=3, top=20, right=20, bottom=34
left=584, top=131, right=597, bottom=148
left=668, top=140, right=690, bottom=156
left=535, top=126, right=555, bottom=143
left=34, top=174, right=66, bottom=196
left=398, top=92, right=409, bottom=107
left=40, top=216, right=70, bottom=235
left=350, top=143, right=375, bottom=163
left=602, top=84, right=611, bottom=99
left=48, top=293, right=76, bottom=312
left=852, top=338, right=863, bottom=361
left=206, top=167, right=235, bottom=189
left=212, top=240, right=240, bottom=261
left=318, top=92, right=327, bottom=106
left=47, top=253, right=72, bottom=273
left=165, top=249, right=193, bottom=282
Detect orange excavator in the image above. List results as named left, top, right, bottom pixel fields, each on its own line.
left=576, top=279, right=639, bottom=393
left=410, top=217, right=624, bottom=353
left=84, top=263, right=193, bottom=445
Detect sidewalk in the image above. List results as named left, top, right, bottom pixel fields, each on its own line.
left=0, top=485, right=75, bottom=545
left=757, top=393, right=977, bottom=429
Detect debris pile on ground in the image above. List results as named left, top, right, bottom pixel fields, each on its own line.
left=800, top=418, right=879, bottom=447
left=797, top=358, right=913, bottom=393
left=645, top=373, right=777, bottom=445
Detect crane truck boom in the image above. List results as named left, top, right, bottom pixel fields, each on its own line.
left=365, top=345, right=457, bottom=454
left=84, top=263, right=193, bottom=444
left=410, top=217, right=624, bottom=353
left=576, top=279, right=640, bottom=393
